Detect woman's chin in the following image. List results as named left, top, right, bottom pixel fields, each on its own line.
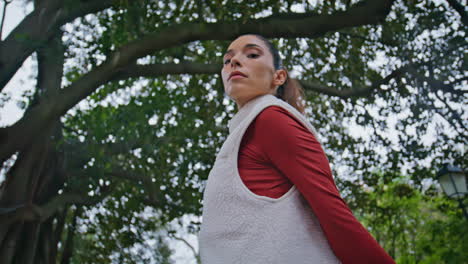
left=225, top=86, right=242, bottom=98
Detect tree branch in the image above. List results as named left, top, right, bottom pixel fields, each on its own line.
left=299, top=65, right=408, bottom=98
left=406, top=65, right=467, bottom=138
left=39, top=190, right=109, bottom=220
left=338, top=31, right=397, bottom=47
left=116, top=61, right=408, bottom=99
left=109, top=169, right=162, bottom=206
left=168, top=233, right=200, bottom=264
left=433, top=90, right=467, bottom=133
left=412, top=73, right=466, bottom=96
left=448, top=76, right=468, bottom=86
left=0, top=0, right=117, bottom=90
left=299, top=60, right=462, bottom=99
left=0, top=0, right=396, bottom=162
left=446, top=0, right=468, bottom=27
left=0, top=0, right=12, bottom=40
left=0, top=184, right=114, bottom=224
left=113, top=62, right=221, bottom=81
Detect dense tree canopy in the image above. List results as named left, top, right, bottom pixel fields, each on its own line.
left=0, top=0, right=466, bottom=263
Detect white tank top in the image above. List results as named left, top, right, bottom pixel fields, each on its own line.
left=198, top=93, right=340, bottom=264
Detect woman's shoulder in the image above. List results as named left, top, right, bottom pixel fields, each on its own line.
left=256, top=105, right=305, bottom=129
left=251, top=104, right=322, bottom=162
left=251, top=104, right=314, bottom=145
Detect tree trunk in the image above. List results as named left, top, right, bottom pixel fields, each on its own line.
left=0, top=30, right=69, bottom=263
left=49, top=208, right=68, bottom=263
left=60, top=207, right=81, bottom=264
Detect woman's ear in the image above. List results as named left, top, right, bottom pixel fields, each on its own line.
left=273, top=69, right=288, bottom=87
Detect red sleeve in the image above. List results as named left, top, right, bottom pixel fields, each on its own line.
left=255, top=106, right=395, bottom=264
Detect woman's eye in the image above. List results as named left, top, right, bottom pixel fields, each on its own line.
left=247, top=53, right=259, bottom=58
left=224, top=59, right=230, bottom=65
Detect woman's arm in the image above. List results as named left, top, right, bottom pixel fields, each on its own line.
left=255, top=106, right=395, bottom=264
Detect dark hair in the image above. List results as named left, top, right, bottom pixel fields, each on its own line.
left=239, top=34, right=306, bottom=115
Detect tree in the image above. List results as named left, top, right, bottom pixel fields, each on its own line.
left=343, top=172, right=468, bottom=263
left=0, top=0, right=465, bottom=263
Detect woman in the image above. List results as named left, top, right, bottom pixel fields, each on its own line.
left=198, top=34, right=395, bottom=264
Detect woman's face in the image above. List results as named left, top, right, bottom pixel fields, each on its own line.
left=221, top=35, right=286, bottom=108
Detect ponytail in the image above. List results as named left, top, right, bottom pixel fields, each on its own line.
left=275, top=73, right=306, bottom=115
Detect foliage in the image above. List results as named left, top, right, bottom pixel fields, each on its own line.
left=0, top=0, right=466, bottom=263
left=342, top=172, right=468, bottom=263
left=70, top=205, right=175, bottom=264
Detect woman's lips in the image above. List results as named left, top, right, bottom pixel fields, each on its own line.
left=228, top=71, right=248, bottom=80
left=230, top=74, right=246, bottom=80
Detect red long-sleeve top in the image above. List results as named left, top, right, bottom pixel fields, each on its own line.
left=238, top=105, right=395, bottom=264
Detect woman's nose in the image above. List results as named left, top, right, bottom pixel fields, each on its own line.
left=230, top=55, right=241, bottom=67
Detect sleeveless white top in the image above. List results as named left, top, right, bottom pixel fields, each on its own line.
left=198, top=94, right=340, bottom=264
